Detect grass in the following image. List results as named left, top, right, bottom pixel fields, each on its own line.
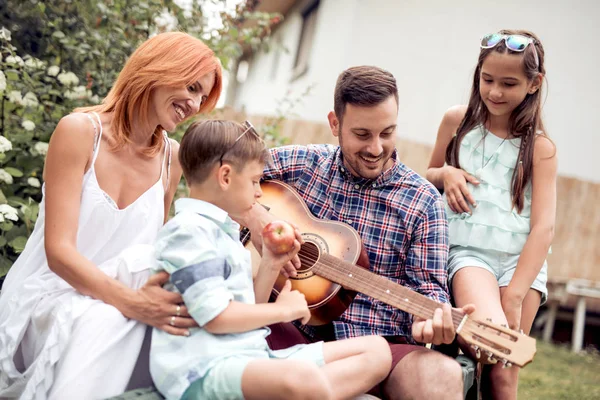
left=518, top=340, right=600, bottom=399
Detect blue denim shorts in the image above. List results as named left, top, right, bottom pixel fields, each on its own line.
left=448, top=245, right=548, bottom=304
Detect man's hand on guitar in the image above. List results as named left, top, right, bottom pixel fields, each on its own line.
left=274, top=280, right=311, bottom=324
left=411, top=303, right=476, bottom=345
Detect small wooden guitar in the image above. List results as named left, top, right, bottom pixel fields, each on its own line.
left=242, top=180, right=536, bottom=368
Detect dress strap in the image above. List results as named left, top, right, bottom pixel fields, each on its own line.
left=88, top=112, right=104, bottom=166
left=160, top=131, right=172, bottom=190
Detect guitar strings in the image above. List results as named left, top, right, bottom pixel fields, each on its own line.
left=294, top=246, right=465, bottom=326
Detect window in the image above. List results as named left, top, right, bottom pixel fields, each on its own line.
left=292, top=0, right=319, bottom=79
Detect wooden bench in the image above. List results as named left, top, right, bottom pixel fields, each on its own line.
left=535, top=278, right=600, bottom=352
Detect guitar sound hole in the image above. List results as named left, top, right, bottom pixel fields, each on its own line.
left=298, top=241, right=320, bottom=273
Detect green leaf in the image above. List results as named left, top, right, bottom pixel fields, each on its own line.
left=0, top=255, right=12, bottom=278
left=0, top=221, right=14, bottom=232
left=3, top=167, right=23, bottom=178
left=9, top=236, right=28, bottom=253
left=4, top=69, right=19, bottom=81
left=0, top=189, right=6, bottom=204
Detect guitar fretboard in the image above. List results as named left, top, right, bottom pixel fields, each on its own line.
left=313, top=253, right=465, bottom=328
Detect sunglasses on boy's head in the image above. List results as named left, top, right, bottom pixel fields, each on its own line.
left=480, top=33, right=539, bottom=67
left=219, top=120, right=263, bottom=165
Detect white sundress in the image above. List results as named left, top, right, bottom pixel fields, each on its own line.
left=0, top=113, right=171, bottom=399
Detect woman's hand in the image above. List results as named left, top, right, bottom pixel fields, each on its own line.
left=122, top=271, right=198, bottom=336
left=442, top=166, right=479, bottom=214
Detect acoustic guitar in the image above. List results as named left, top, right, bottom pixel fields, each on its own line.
left=242, top=180, right=536, bottom=368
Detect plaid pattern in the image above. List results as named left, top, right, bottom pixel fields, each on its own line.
left=264, top=144, right=449, bottom=341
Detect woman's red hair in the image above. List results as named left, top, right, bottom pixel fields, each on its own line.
left=77, top=31, right=222, bottom=156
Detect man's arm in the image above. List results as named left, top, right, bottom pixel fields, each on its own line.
left=404, top=195, right=450, bottom=305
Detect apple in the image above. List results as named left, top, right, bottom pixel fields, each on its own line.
left=262, top=220, right=296, bottom=254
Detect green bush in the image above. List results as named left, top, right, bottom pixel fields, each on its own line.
left=0, top=0, right=282, bottom=280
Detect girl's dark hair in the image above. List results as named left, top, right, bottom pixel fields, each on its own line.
left=445, top=29, right=547, bottom=213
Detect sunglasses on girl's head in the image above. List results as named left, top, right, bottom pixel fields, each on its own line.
left=480, top=33, right=535, bottom=51
left=480, top=33, right=539, bottom=67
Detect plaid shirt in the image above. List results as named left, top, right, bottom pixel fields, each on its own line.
left=264, top=144, right=449, bottom=341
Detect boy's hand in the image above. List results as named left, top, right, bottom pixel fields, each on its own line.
left=274, top=280, right=311, bottom=324
left=260, top=229, right=302, bottom=276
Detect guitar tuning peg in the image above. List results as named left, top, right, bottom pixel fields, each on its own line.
left=519, top=329, right=524, bottom=334
left=471, top=345, right=481, bottom=359
left=486, top=318, right=493, bottom=322
left=485, top=351, right=497, bottom=364
left=501, top=323, right=507, bottom=328
left=502, top=359, right=513, bottom=369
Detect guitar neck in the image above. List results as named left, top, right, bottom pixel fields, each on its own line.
left=315, top=254, right=464, bottom=328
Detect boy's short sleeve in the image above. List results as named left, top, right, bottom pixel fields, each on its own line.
left=155, top=220, right=234, bottom=326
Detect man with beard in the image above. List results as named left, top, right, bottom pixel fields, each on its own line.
left=247, top=66, right=473, bottom=400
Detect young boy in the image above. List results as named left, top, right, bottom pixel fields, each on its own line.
left=149, top=120, right=391, bottom=400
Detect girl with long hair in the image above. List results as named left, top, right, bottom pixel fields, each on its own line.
left=0, top=32, right=222, bottom=399
left=426, top=30, right=557, bottom=399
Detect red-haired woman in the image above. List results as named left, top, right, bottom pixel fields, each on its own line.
left=0, top=32, right=222, bottom=399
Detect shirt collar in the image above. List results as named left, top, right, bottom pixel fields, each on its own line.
left=175, top=198, right=240, bottom=239
left=334, top=147, right=406, bottom=187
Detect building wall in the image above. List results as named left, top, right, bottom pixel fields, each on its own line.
left=231, top=0, right=599, bottom=183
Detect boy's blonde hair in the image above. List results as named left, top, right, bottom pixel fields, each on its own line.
left=179, top=120, right=268, bottom=185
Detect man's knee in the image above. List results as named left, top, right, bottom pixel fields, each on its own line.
left=385, top=349, right=463, bottom=400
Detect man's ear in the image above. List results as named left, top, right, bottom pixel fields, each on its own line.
left=327, top=111, right=340, bottom=138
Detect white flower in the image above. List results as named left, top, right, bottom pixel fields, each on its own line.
left=0, top=168, right=13, bottom=184
left=90, top=94, right=100, bottom=104
left=0, top=27, right=11, bottom=41
left=24, top=57, right=45, bottom=70
left=21, top=92, right=39, bottom=108
left=5, top=55, right=24, bottom=67
left=0, top=204, right=19, bottom=221
left=0, top=136, right=12, bottom=153
left=8, top=90, right=22, bottom=104
left=154, top=10, right=177, bottom=30
left=33, top=141, right=49, bottom=156
left=27, top=177, right=41, bottom=188
left=57, top=71, right=79, bottom=86
left=21, top=119, right=35, bottom=131
left=47, top=65, right=60, bottom=77
left=64, top=85, right=91, bottom=100
left=0, top=71, right=5, bottom=92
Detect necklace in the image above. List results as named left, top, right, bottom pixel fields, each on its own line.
left=474, top=127, right=508, bottom=180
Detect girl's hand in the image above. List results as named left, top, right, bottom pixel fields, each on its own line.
left=274, top=280, right=311, bottom=324
left=443, top=166, right=480, bottom=214
left=501, top=294, right=523, bottom=331
left=122, top=271, right=198, bottom=336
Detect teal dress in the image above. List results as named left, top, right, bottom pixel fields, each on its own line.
left=446, top=127, right=531, bottom=254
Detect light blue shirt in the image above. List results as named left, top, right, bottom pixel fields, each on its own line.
left=149, top=198, right=271, bottom=400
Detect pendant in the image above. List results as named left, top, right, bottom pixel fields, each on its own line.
left=474, top=168, right=482, bottom=180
